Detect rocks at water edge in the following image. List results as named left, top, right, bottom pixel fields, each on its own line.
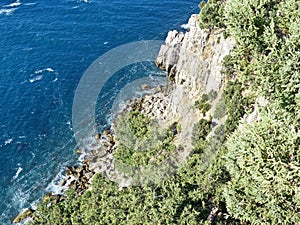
left=95, top=133, right=101, bottom=140
left=14, top=14, right=237, bottom=224
left=11, top=208, right=35, bottom=223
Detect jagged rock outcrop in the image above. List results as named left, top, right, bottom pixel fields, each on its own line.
left=69, top=14, right=235, bottom=189
left=146, top=14, right=233, bottom=121
left=157, top=14, right=235, bottom=97
left=147, top=14, right=235, bottom=157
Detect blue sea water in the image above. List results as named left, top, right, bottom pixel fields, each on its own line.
left=0, top=0, right=199, bottom=223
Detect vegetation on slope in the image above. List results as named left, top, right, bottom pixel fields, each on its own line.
left=30, top=0, right=300, bottom=224
left=201, top=0, right=300, bottom=224
left=113, top=110, right=177, bottom=167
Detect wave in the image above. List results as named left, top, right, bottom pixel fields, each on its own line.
left=4, top=138, right=13, bottom=145
left=29, top=75, right=43, bottom=83
left=13, top=167, right=23, bottom=180
left=0, top=0, right=21, bottom=16
left=45, top=170, right=65, bottom=194
left=3, top=0, right=21, bottom=8
left=181, top=23, right=190, bottom=30
left=24, top=2, right=36, bottom=6
left=0, top=8, right=17, bottom=15
left=34, top=68, right=55, bottom=74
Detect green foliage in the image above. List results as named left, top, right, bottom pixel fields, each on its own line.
left=115, top=110, right=151, bottom=141
left=223, top=0, right=300, bottom=112
left=30, top=112, right=238, bottom=225
left=201, top=1, right=300, bottom=223
left=223, top=80, right=253, bottom=134
left=207, top=90, right=218, bottom=101
left=213, top=98, right=226, bottom=119
left=31, top=147, right=237, bottom=225
left=195, top=93, right=212, bottom=116
left=191, top=119, right=211, bottom=145
left=199, top=0, right=226, bottom=29
left=114, top=111, right=177, bottom=167
left=191, top=117, right=212, bottom=152
left=224, top=107, right=300, bottom=224
left=28, top=1, right=300, bottom=224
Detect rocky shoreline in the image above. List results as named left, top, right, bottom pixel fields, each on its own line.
left=12, top=14, right=235, bottom=224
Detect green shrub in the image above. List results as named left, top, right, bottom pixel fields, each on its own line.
left=113, top=111, right=177, bottom=166
left=224, top=107, right=300, bottom=224
left=207, top=90, right=218, bottom=101
left=199, top=0, right=226, bottom=29
left=213, top=98, right=226, bottom=119
left=195, top=93, right=212, bottom=116
left=222, top=80, right=252, bottom=134
left=191, top=118, right=212, bottom=145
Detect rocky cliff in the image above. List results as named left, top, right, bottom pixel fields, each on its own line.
left=86, top=14, right=236, bottom=186
left=55, top=14, right=236, bottom=189
left=12, top=13, right=237, bottom=224
left=141, top=14, right=235, bottom=156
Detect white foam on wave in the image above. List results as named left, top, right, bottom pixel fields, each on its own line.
left=34, top=68, right=55, bottom=74
left=24, top=2, right=36, bottom=6
left=4, top=138, right=13, bottom=145
left=29, top=75, right=43, bottom=83
left=0, top=8, right=17, bottom=15
left=13, top=167, right=23, bottom=180
left=11, top=187, right=30, bottom=210
left=104, top=42, right=109, bottom=45
left=45, top=169, right=72, bottom=195
left=3, top=0, right=21, bottom=8
left=181, top=23, right=190, bottom=30
left=1, top=0, right=21, bottom=16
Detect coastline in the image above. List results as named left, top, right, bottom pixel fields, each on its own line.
left=12, top=13, right=235, bottom=224
left=11, top=1, right=300, bottom=223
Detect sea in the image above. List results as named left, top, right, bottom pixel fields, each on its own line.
left=0, top=0, right=199, bottom=224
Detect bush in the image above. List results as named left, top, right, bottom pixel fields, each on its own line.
left=222, top=80, right=253, bottom=134
left=191, top=118, right=213, bottom=153
left=113, top=111, right=177, bottom=166
left=213, top=98, right=226, bottom=119
left=224, top=107, right=300, bottom=224
left=199, top=0, right=226, bottom=29
left=195, top=93, right=212, bottom=116
left=207, top=90, right=218, bottom=101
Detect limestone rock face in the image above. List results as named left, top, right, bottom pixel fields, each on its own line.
left=156, top=14, right=235, bottom=96
left=146, top=14, right=235, bottom=156
left=156, top=30, right=184, bottom=77
left=151, top=14, right=235, bottom=123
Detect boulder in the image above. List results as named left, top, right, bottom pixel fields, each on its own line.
left=103, top=130, right=109, bottom=136
left=95, top=134, right=101, bottom=140
left=76, top=149, right=82, bottom=154
left=66, top=166, right=78, bottom=176
left=68, top=180, right=76, bottom=190
left=85, top=172, right=94, bottom=181
left=42, top=192, right=52, bottom=203
left=61, top=179, right=67, bottom=187
left=12, top=208, right=34, bottom=223
left=51, top=194, right=62, bottom=204
left=141, top=84, right=150, bottom=90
